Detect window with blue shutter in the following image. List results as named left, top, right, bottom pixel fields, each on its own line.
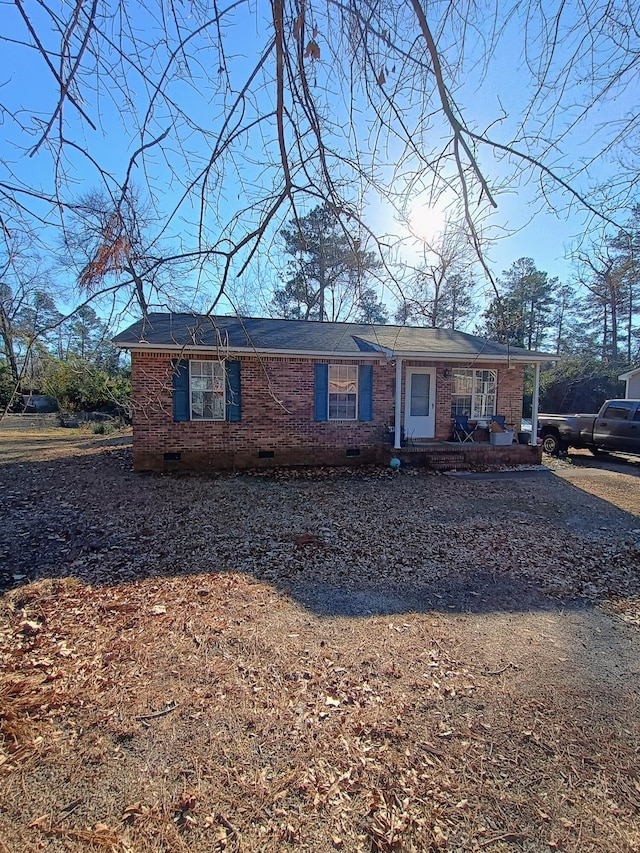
left=314, top=363, right=329, bottom=421
left=226, top=360, right=241, bottom=422
left=315, top=363, right=374, bottom=422
left=358, top=364, right=373, bottom=422
left=172, top=359, right=190, bottom=422
left=172, top=358, right=241, bottom=422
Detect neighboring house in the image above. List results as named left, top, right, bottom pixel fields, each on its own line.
left=618, top=366, right=640, bottom=399
left=112, top=313, right=556, bottom=472
left=22, top=395, right=59, bottom=413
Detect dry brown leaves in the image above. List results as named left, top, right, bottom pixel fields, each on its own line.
left=1, top=572, right=640, bottom=853
left=1, top=432, right=640, bottom=851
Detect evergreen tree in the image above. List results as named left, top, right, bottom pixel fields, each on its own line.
left=271, top=205, right=381, bottom=322
left=482, top=258, right=556, bottom=349
left=396, top=271, right=475, bottom=330
left=608, top=207, right=640, bottom=366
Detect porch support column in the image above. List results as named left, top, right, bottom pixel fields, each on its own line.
left=394, top=357, right=403, bottom=449
left=530, top=361, right=541, bottom=446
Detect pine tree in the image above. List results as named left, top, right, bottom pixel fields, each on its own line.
left=271, top=205, right=381, bottom=322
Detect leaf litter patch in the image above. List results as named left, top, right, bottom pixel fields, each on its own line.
left=0, top=433, right=640, bottom=851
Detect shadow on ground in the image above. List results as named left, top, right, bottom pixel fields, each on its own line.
left=563, top=448, right=640, bottom=472
left=1, top=441, right=638, bottom=617
left=288, top=573, right=574, bottom=617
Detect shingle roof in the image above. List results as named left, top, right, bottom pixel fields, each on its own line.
left=112, top=313, right=555, bottom=361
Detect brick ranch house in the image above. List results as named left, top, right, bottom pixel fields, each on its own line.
left=113, top=313, right=556, bottom=472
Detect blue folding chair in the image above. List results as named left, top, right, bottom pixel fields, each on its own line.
left=452, top=415, right=475, bottom=442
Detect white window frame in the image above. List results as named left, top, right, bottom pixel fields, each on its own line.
left=451, top=369, right=497, bottom=420
left=190, top=360, right=226, bottom=421
left=328, top=364, right=358, bottom=421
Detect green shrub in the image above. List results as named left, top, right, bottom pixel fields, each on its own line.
left=41, top=356, right=131, bottom=414
left=91, top=421, right=116, bottom=435
left=0, top=364, right=16, bottom=410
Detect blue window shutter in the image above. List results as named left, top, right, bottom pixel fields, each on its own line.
left=226, top=360, right=241, bottom=422
left=172, top=359, right=190, bottom=422
left=314, top=363, right=328, bottom=421
left=358, top=364, right=373, bottom=421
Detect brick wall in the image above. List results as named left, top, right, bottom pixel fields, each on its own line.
left=130, top=351, right=526, bottom=471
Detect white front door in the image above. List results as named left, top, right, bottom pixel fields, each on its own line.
left=404, top=367, right=436, bottom=440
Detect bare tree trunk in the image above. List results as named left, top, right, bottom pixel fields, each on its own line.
left=628, top=285, right=633, bottom=366
left=318, top=233, right=326, bottom=322
left=125, top=265, right=149, bottom=318
left=608, top=277, right=619, bottom=367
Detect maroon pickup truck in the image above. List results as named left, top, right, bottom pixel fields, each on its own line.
left=538, top=399, right=640, bottom=456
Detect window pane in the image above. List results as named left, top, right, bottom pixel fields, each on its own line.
left=452, top=369, right=496, bottom=419
left=210, top=393, right=225, bottom=420
left=192, top=390, right=206, bottom=418
left=190, top=361, right=225, bottom=420
left=471, top=369, right=495, bottom=419
left=453, top=370, right=473, bottom=394
left=410, top=372, right=430, bottom=416
left=603, top=402, right=634, bottom=420
left=328, top=365, right=358, bottom=420
left=452, top=396, right=472, bottom=417
left=329, top=365, right=357, bottom=393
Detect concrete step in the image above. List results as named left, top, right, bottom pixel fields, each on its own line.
left=428, top=458, right=470, bottom=470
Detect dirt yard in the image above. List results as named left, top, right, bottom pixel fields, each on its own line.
left=1, top=427, right=639, bottom=852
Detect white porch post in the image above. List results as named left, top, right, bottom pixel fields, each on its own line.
left=394, top=357, right=403, bottom=449
left=530, top=361, right=541, bottom=446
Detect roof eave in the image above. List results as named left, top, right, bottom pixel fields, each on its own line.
left=114, top=340, right=557, bottom=362
left=618, top=368, right=640, bottom=380
left=387, top=350, right=557, bottom=362
left=114, top=342, right=381, bottom=359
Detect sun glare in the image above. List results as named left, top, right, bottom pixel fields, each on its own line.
left=408, top=205, right=446, bottom=244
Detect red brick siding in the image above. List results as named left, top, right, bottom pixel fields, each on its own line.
left=130, top=351, right=525, bottom=471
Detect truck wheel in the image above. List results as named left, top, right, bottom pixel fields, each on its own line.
left=542, top=432, right=563, bottom=455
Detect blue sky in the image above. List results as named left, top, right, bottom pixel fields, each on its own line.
left=1, top=0, right=637, bottom=324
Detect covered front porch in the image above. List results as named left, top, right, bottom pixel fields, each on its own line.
left=389, top=353, right=552, bottom=452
